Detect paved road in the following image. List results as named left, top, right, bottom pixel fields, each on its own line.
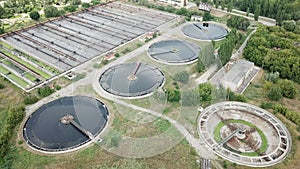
left=195, top=64, right=218, bottom=84
left=231, top=27, right=257, bottom=60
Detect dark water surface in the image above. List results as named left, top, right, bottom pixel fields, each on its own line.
left=23, top=96, right=109, bottom=152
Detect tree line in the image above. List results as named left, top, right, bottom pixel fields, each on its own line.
left=212, top=0, right=300, bottom=25
left=244, top=26, right=300, bottom=83
left=218, top=29, right=245, bottom=65
left=227, top=15, right=250, bottom=31
left=0, top=107, right=25, bottom=159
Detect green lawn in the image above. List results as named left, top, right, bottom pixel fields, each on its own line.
left=23, top=73, right=37, bottom=82
left=7, top=73, right=29, bottom=88
left=214, top=119, right=268, bottom=156
left=0, top=65, right=10, bottom=74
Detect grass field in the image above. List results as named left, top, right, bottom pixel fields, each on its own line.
left=7, top=73, right=29, bottom=88
left=214, top=119, right=268, bottom=156
left=0, top=65, right=10, bottom=74
left=23, top=73, right=37, bottom=82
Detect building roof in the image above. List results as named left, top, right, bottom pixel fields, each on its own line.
left=222, top=60, right=254, bottom=85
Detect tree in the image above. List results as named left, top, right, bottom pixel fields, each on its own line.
left=197, top=59, right=205, bottom=73
left=282, top=20, right=296, bottom=32
left=203, top=11, right=213, bottom=21
left=64, top=5, right=77, bottom=12
left=227, top=0, right=233, bottom=12
left=203, top=43, right=215, bottom=66
left=198, top=83, right=213, bottom=102
left=246, top=7, right=250, bottom=16
left=29, top=11, right=40, bottom=21
left=0, top=21, right=4, bottom=34
left=71, top=0, right=82, bottom=5
left=165, top=88, right=181, bottom=102
left=279, top=79, right=297, bottom=99
left=227, top=15, right=250, bottom=31
left=221, top=1, right=225, bottom=10
left=91, top=0, right=100, bottom=5
left=0, top=6, right=4, bottom=19
left=114, top=53, right=120, bottom=57
left=174, top=71, right=189, bottom=84
left=0, top=83, right=5, bottom=89
left=254, top=4, right=261, bottom=21
left=215, top=0, right=219, bottom=8
left=211, top=40, right=216, bottom=48
left=265, top=72, right=280, bottom=83
left=82, top=3, right=90, bottom=8
left=276, top=9, right=284, bottom=26
left=44, top=6, right=61, bottom=18
left=195, top=0, right=200, bottom=7
left=267, top=85, right=282, bottom=101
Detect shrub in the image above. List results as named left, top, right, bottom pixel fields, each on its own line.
left=273, top=104, right=288, bottom=115
left=91, top=0, right=100, bottom=5
left=267, top=85, right=282, bottom=101
left=260, top=102, right=274, bottom=109
left=273, top=104, right=300, bottom=125
left=23, top=95, right=39, bottom=105
left=55, top=85, right=61, bottom=90
left=82, top=3, right=90, bottom=8
left=165, top=88, right=181, bottom=102
left=64, top=5, right=77, bottom=12
left=114, top=53, right=120, bottom=57
left=265, top=72, right=280, bottom=83
left=44, top=6, right=61, bottom=18
left=38, top=86, right=54, bottom=97
left=279, top=79, right=297, bottom=99
left=0, top=83, right=5, bottom=89
left=29, top=11, right=40, bottom=21
left=121, top=48, right=131, bottom=54
left=71, top=0, right=81, bottom=5
left=227, top=89, right=247, bottom=102
left=102, top=60, right=109, bottom=65
left=174, top=71, right=189, bottom=84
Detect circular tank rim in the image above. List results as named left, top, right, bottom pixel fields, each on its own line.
left=181, top=22, right=229, bottom=41
left=147, top=39, right=200, bottom=65
left=22, top=96, right=110, bottom=154
left=197, top=101, right=292, bottom=167
left=99, top=62, right=166, bottom=99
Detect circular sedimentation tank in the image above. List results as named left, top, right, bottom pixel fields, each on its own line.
left=182, top=22, right=228, bottom=40
left=99, top=62, right=165, bottom=98
left=23, top=96, right=109, bottom=153
left=147, top=40, right=200, bottom=65
left=198, top=101, right=291, bottom=167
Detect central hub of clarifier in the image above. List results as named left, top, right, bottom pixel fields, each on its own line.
left=127, top=75, right=137, bottom=81
left=60, top=114, right=74, bottom=124
left=171, top=48, right=179, bottom=53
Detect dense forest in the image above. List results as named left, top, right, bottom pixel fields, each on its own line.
left=211, top=0, right=300, bottom=25
left=244, top=26, right=300, bottom=83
